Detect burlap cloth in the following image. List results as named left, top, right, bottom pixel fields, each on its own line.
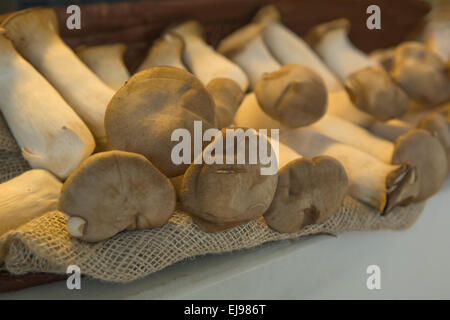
left=0, top=113, right=425, bottom=283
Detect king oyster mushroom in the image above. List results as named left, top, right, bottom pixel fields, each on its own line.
left=59, top=150, right=176, bottom=242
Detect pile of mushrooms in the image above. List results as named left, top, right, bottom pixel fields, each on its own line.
left=0, top=6, right=448, bottom=244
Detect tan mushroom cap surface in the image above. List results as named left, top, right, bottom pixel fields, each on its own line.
left=264, top=156, right=348, bottom=233
left=344, top=67, right=410, bottom=121
left=418, top=113, right=450, bottom=169
left=207, top=78, right=244, bottom=129
left=59, top=150, right=176, bottom=242
left=105, top=66, right=216, bottom=177
left=391, top=129, right=448, bottom=202
left=254, top=64, right=328, bottom=128
left=391, top=42, right=450, bottom=105
left=180, top=128, right=278, bottom=232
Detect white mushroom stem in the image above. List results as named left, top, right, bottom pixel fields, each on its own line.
left=234, top=93, right=287, bottom=129
left=136, top=33, right=187, bottom=72
left=312, top=24, right=380, bottom=80
left=234, top=94, right=417, bottom=212
left=0, top=32, right=95, bottom=179
left=310, top=114, right=394, bottom=163
left=170, top=20, right=249, bottom=91
left=217, top=24, right=281, bottom=89
left=2, top=8, right=115, bottom=139
left=76, top=43, right=130, bottom=90
left=261, top=21, right=343, bottom=92
left=0, top=169, right=62, bottom=237
left=279, top=128, right=417, bottom=213
left=369, top=119, right=410, bottom=142
left=326, top=88, right=375, bottom=128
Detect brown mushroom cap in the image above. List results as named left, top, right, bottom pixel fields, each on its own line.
left=105, top=66, right=216, bottom=177
left=59, top=150, right=176, bottom=242
left=264, top=156, right=348, bottom=233
left=206, top=78, right=244, bottom=129
left=180, top=128, right=278, bottom=232
left=391, top=129, right=448, bottom=202
left=417, top=112, right=450, bottom=170
left=370, top=47, right=395, bottom=72
left=344, top=66, right=410, bottom=121
left=254, top=64, right=328, bottom=128
left=391, top=42, right=450, bottom=105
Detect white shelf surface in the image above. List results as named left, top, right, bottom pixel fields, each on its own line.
left=1, top=178, right=450, bottom=300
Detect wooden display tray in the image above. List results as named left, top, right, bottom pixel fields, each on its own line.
left=0, top=0, right=430, bottom=294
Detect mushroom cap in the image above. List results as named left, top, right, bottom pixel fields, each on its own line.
left=59, top=150, right=176, bottom=242
left=217, top=23, right=264, bottom=58
left=344, top=66, right=410, bottom=121
left=304, top=18, right=350, bottom=48
left=1, top=8, right=59, bottom=48
left=417, top=112, right=450, bottom=171
left=391, top=129, right=448, bottom=202
left=391, top=42, right=450, bottom=105
left=105, top=66, right=216, bottom=177
left=180, top=128, right=278, bottom=232
left=254, top=64, right=328, bottom=128
left=264, top=156, right=348, bottom=233
left=206, top=78, right=244, bottom=128
left=370, top=47, right=395, bottom=72
left=252, top=5, right=282, bottom=24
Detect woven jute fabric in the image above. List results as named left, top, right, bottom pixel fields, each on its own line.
left=0, top=114, right=425, bottom=283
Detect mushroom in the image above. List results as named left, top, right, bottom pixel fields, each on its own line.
left=233, top=64, right=328, bottom=129
left=179, top=128, right=278, bottom=232
left=169, top=20, right=249, bottom=91
left=310, top=115, right=448, bottom=201
left=76, top=43, right=130, bottom=90
left=105, top=66, right=216, bottom=177
left=279, top=128, right=418, bottom=213
left=206, top=78, right=244, bottom=129
left=390, top=42, right=450, bottom=106
left=217, top=22, right=281, bottom=89
left=136, top=32, right=187, bottom=72
left=370, top=47, right=396, bottom=72
left=0, top=30, right=95, bottom=179
left=305, top=19, right=410, bottom=121
left=252, top=5, right=343, bottom=92
left=59, top=150, right=176, bottom=242
left=264, top=141, right=348, bottom=233
left=233, top=83, right=418, bottom=212
left=370, top=113, right=450, bottom=175
left=1, top=8, right=115, bottom=139
left=228, top=6, right=376, bottom=128
left=0, top=169, right=62, bottom=237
